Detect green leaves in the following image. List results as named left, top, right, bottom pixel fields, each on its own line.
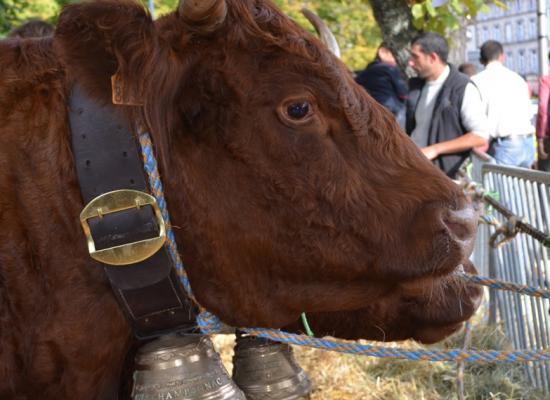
left=411, top=0, right=502, bottom=35
left=139, top=0, right=177, bottom=17
left=0, top=0, right=67, bottom=36
left=0, top=0, right=506, bottom=72
left=273, top=0, right=381, bottom=71
left=0, top=0, right=31, bottom=35
left=411, top=4, right=425, bottom=20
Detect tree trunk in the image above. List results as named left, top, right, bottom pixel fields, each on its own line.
left=447, top=19, right=468, bottom=67
left=369, top=0, right=420, bottom=76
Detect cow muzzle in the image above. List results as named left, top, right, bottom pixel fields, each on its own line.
left=132, top=334, right=246, bottom=400
left=408, top=196, right=479, bottom=278
left=442, top=202, right=478, bottom=254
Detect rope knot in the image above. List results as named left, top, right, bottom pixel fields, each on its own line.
left=489, top=215, right=522, bottom=249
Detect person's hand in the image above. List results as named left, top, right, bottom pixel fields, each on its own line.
left=538, top=138, right=549, bottom=160
left=421, top=145, right=439, bottom=161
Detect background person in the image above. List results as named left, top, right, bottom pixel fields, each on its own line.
left=472, top=40, right=535, bottom=168
left=460, top=59, right=489, bottom=154
left=458, top=63, right=477, bottom=77
left=8, top=19, right=54, bottom=39
left=406, top=32, right=489, bottom=178
left=355, top=43, right=408, bottom=128
left=536, top=52, right=550, bottom=172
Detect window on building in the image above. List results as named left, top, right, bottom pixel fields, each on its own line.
left=530, top=49, right=538, bottom=74
left=467, top=51, right=479, bottom=64
left=493, top=24, right=501, bottom=40
left=518, top=50, right=526, bottom=74
left=529, top=18, right=537, bottom=39
left=505, top=23, right=513, bottom=42
left=515, top=0, right=522, bottom=12
left=506, top=51, right=515, bottom=70
left=482, top=26, right=489, bottom=42
left=517, top=20, right=525, bottom=41
left=529, top=0, right=536, bottom=11
left=466, top=26, right=475, bottom=46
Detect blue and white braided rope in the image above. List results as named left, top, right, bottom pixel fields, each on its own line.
left=139, top=132, right=221, bottom=333
left=137, top=131, right=550, bottom=362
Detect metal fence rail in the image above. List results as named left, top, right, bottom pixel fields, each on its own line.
left=481, top=162, right=550, bottom=394
left=469, top=151, right=493, bottom=279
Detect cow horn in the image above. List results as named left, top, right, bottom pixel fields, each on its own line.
left=301, top=8, right=341, bottom=58
left=179, top=0, right=227, bottom=31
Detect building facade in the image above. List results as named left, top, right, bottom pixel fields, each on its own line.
left=466, top=0, right=548, bottom=89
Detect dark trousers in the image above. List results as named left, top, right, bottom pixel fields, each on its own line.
left=539, top=138, right=550, bottom=172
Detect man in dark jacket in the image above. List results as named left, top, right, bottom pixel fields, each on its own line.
left=355, top=43, right=407, bottom=128
left=406, top=32, right=489, bottom=178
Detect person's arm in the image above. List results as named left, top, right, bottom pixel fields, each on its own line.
left=536, top=76, right=550, bottom=160
left=389, top=67, right=408, bottom=102
left=421, top=133, right=487, bottom=160
left=421, top=82, right=489, bottom=160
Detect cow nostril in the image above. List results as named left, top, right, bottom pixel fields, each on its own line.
left=445, top=220, right=470, bottom=241
left=443, top=206, right=477, bottom=242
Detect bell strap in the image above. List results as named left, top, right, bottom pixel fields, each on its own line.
left=69, top=84, right=196, bottom=339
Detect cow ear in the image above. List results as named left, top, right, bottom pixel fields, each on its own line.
left=54, top=0, right=156, bottom=105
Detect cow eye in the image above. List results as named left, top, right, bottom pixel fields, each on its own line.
left=277, top=97, right=316, bottom=127
left=286, top=102, right=311, bottom=120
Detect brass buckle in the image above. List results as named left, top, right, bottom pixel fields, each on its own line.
left=80, top=189, right=166, bottom=266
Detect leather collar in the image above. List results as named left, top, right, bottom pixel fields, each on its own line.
left=69, top=84, right=197, bottom=339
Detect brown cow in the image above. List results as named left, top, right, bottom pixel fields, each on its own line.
left=0, top=0, right=482, bottom=398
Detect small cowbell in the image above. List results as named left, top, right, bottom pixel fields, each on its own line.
left=232, top=334, right=312, bottom=400
left=132, top=334, right=246, bottom=400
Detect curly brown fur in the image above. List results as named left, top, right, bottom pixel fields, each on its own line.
left=0, top=1, right=481, bottom=398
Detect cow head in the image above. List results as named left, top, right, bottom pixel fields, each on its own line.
left=55, top=0, right=482, bottom=344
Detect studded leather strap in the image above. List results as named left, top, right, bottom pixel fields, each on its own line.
left=69, top=85, right=197, bottom=339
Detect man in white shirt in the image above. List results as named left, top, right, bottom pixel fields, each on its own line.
left=472, top=40, right=535, bottom=168
left=406, top=32, right=490, bottom=178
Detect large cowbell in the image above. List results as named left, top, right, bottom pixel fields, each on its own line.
left=132, top=334, right=246, bottom=400
left=232, top=334, right=312, bottom=400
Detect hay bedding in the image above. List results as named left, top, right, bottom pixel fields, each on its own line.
left=212, top=324, right=546, bottom=399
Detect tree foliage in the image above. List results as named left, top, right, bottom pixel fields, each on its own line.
left=408, top=0, right=502, bottom=33
left=151, top=0, right=384, bottom=71
left=0, top=0, right=505, bottom=72
left=0, top=0, right=382, bottom=70
left=0, top=0, right=80, bottom=35
left=272, top=0, right=381, bottom=71
left=370, top=0, right=507, bottom=74
left=0, top=0, right=50, bottom=33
